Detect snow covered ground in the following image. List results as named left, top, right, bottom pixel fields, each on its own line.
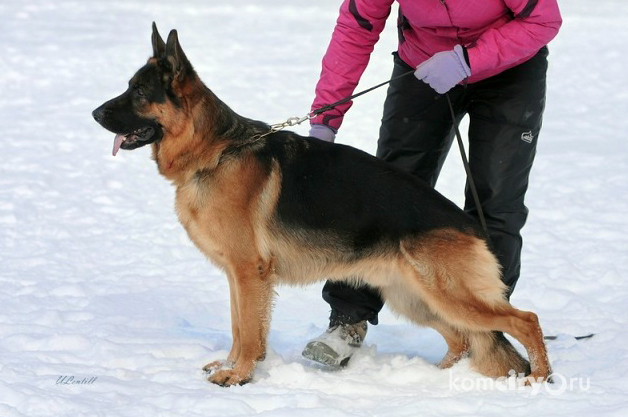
left=1, top=0, right=627, bottom=415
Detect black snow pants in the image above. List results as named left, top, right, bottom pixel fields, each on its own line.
left=323, top=47, right=549, bottom=326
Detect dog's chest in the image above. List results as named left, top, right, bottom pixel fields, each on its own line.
left=174, top=180, right=228, bottom=266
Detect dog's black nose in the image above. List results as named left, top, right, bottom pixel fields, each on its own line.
left=92, top=106, right=105, bottom=123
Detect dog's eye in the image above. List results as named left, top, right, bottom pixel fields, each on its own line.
left=133, top=84, right=145, bottom=97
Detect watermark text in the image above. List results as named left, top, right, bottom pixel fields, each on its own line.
left=449, top=370, right=590, bottom=395
left=56, top=375, right=98, bottom=386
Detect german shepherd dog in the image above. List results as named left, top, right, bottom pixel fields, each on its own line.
left=93, top=24, right=551, bottom=387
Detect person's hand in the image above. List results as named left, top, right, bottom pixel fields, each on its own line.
left=308, top=124, right=336, bottom=142
left=414, top=45, right=471, bottom=94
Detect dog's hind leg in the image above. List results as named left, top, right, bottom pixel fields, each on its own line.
left=462, top=310, right=547, bottom=384
left=399, top=230, right=551, bottom=383
left=381, top=285, right=468, bottom=369
left=431, top=321, right=470, bottom=369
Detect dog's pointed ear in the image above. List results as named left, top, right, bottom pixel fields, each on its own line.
left=165, top=29, right=192, bottom=82
left=151, top=22, right=166, bottom=58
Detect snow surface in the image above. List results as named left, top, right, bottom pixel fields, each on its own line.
left=1, top=0, right=627, bottom=416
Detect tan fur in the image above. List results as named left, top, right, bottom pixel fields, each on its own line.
left=129, top=43, right=550, bottom=387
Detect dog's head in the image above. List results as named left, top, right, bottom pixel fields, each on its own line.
left=92, top=23, right=196, bottom=156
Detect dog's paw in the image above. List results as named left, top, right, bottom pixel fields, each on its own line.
left=208, top=369, right=251, bottom=387
left=202, top=360, right=233, bottom=373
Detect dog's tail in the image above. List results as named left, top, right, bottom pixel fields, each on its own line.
left=468, top=331, right=530, bottom=377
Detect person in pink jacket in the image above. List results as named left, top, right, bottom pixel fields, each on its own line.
left=302, top=0, right=562, bottom=368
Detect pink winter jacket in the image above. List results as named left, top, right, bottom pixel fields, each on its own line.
left=310, top=0, right=562, bottom=131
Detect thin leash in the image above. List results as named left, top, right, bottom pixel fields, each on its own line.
left=258, top=70, right=417, bottom=137
left=264, top=70, right=490, bottom=235
left=445, top=93, right=489, bottom=236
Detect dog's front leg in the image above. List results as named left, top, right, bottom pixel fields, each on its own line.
left=208, top=259, right=274, bottom=387
left=203, top=274, right=241, bottom=373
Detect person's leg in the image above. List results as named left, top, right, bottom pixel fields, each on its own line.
left=465, top=47, right=549, bottom=298
left=377, top=53, right=463, bottom=187
left=322, top=281, right=384, bottom=325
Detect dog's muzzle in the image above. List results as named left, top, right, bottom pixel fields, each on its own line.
left=92, top=106, right=159, bottom=156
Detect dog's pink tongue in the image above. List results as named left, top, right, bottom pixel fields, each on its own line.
left=112, top=134, right=125, bottom=156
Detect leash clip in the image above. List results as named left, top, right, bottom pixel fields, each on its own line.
left=268, top=113, right=313, bottom=133
left=253, top=113, right=313, bottom=141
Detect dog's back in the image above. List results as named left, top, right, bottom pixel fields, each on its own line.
left=265, top=132, right=483, bottom=251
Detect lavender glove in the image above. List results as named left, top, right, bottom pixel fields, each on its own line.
left=414, top=45, right=471, bottom=94
left=308, top=124, right=336, bottom=142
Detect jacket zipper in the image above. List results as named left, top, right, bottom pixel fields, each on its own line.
left=437, top=0, right=467, bottom=86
